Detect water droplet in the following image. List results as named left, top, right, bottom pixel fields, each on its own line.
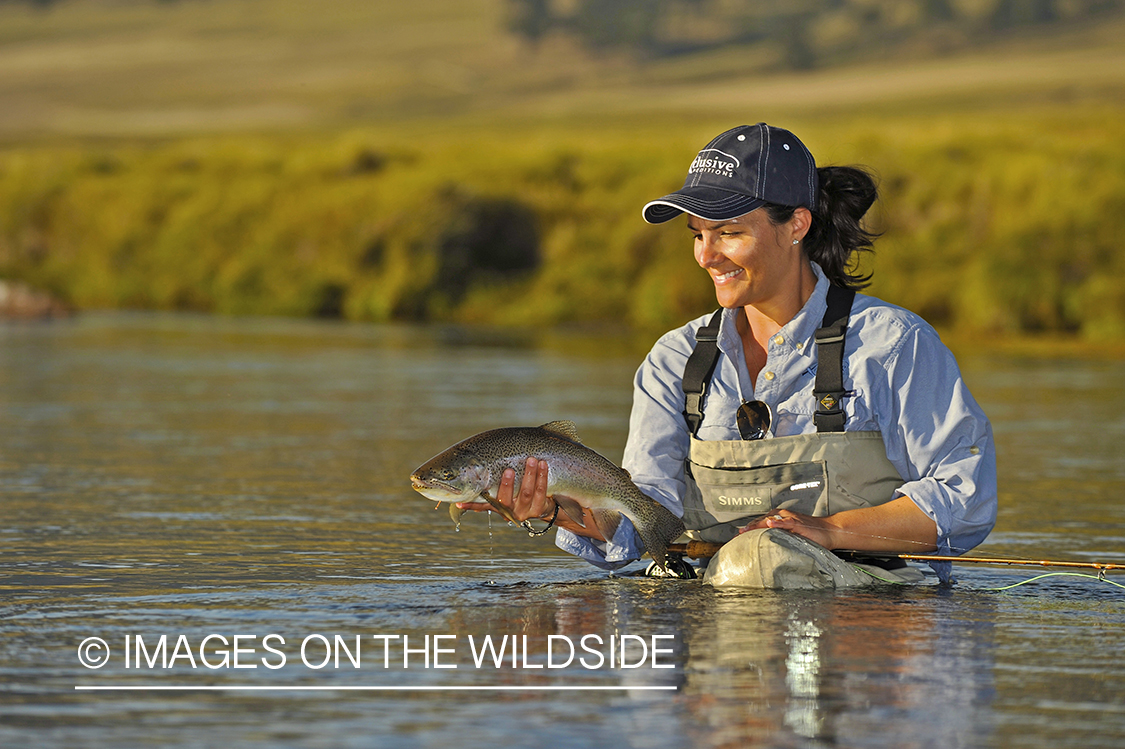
left=487, top=512, right=495, bottom=561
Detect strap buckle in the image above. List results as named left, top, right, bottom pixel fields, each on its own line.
left=814, top=324, right=846, bottom=345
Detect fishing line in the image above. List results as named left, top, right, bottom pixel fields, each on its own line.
left=974, top=572, right=1125, bottom=593
left=851, top=566, right=909, bottom=585
left=853, top=565, right=1125, bottom=591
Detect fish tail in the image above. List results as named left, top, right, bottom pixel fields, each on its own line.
left=634, top=513, right=685, bottom=572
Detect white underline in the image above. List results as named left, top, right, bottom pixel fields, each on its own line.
left=75, top=685, right=677, bottom=692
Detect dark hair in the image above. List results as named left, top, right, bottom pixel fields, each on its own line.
left=763, top=165, right=879, bottom=290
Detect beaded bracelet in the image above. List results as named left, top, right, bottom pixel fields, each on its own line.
left=521, top=502, right=560, bottom=537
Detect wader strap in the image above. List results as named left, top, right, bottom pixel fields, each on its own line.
left=682, top=310, right=723, bottom=437
left=813, top=285, right=856, bottom=433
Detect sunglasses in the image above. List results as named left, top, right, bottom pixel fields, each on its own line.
left=736, top=400, right=772, bottom=440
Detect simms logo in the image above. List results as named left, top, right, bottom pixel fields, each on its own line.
left=717, top=495, right=764, bottom=507
left=689, top=149, right=739, bottom=179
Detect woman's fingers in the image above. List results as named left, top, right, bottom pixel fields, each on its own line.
left=457, top=458, right=551, bottom=521
left=499, top=467, right=517, bottom=503
left=738, top=511, right=790, bottom=534
left=515, top=457, right=552, bottom=518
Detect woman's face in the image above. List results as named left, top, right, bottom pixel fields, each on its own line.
left=688, top=208, right=805, bottom=310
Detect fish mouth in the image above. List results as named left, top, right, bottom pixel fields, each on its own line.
left=410, top=476, right=461, bottom=501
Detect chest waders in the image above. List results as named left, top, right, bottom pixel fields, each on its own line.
left=682, top=286, right=923, bottom=587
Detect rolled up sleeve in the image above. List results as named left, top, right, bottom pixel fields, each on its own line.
left=555, top=520, right=644, bottom=570
left=881, top=325, right=998, bottom=557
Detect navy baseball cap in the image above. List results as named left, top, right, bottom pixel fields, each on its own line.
left=643, top=123, right=818, bottom=224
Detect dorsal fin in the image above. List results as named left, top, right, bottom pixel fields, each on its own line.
left=539, top=420, right=582, bottom=444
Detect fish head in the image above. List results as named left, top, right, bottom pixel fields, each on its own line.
left=409, top=447, right=491, bottom=504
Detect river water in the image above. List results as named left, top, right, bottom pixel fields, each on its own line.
left=1, top=313, right=1123, bottom=748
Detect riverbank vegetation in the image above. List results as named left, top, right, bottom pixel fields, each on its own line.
left=506, top=0, right=1124, bottom=70
left=4, top=105, right=1122, bottom=338
left=0, top=1, right=1123, bottom=338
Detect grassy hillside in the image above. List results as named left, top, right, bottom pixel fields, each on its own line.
left=2, top=0, right=1123, bottom=137
left=0, top=0, right=1123, bottom=338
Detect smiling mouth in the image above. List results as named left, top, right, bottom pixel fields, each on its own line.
left=712, top=268, right=744, bottom=283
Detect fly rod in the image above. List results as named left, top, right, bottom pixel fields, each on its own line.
left=666, top=541, right=1125, bottom=572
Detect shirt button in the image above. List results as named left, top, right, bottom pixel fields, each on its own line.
left=796, top=341, right=805, bottom=350
left=764, top=371, right=776, bottom=381
left=773, top=334, right=784, bottom=346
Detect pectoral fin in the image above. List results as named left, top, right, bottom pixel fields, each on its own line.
left=552, top=494, right=587, bottom=528
left=482, top=493, right=522, bottom=526
left=448, top=503, right=466, bottom=529
left=590, top=509, right=623, bottom=541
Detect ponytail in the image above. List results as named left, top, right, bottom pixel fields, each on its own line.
left=764, top=165, right=879, bottom=290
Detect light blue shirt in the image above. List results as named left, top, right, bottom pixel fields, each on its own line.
left=556, top=263, right=998, bottom=574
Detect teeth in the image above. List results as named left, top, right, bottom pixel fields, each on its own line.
left=715, top=269, right=743, bottom=281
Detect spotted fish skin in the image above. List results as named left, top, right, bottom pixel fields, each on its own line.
left=409, top=421, right=684, bottom=570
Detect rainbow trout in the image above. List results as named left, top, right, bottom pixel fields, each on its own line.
left=409, top=421, right=684, bottom=570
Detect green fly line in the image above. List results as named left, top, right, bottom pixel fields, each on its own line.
left=974, top=571, right=1125, bottom=593
left=852, top=565, right=1125, bottom=592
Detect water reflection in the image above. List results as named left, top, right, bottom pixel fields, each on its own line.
left=783, top=613, right=823, bottom=738
left=674, top=588, right=1003, bottom=748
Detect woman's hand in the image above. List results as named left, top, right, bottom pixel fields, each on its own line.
left=455, top=457, right=608, bottom=541
left=740, top=509, right=838, bottom=549
left=738, top=496, right=939, bottom=553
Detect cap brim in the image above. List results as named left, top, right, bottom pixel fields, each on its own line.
left=642, top=188, right=765, bottom=224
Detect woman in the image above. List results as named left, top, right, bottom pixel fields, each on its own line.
left=460, top=123, right=997, bottom=586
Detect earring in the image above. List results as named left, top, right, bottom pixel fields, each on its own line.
left=792, top=239, right=799, bottom=245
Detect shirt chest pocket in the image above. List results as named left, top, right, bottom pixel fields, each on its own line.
left=774, top=386, right=878, bottom=434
